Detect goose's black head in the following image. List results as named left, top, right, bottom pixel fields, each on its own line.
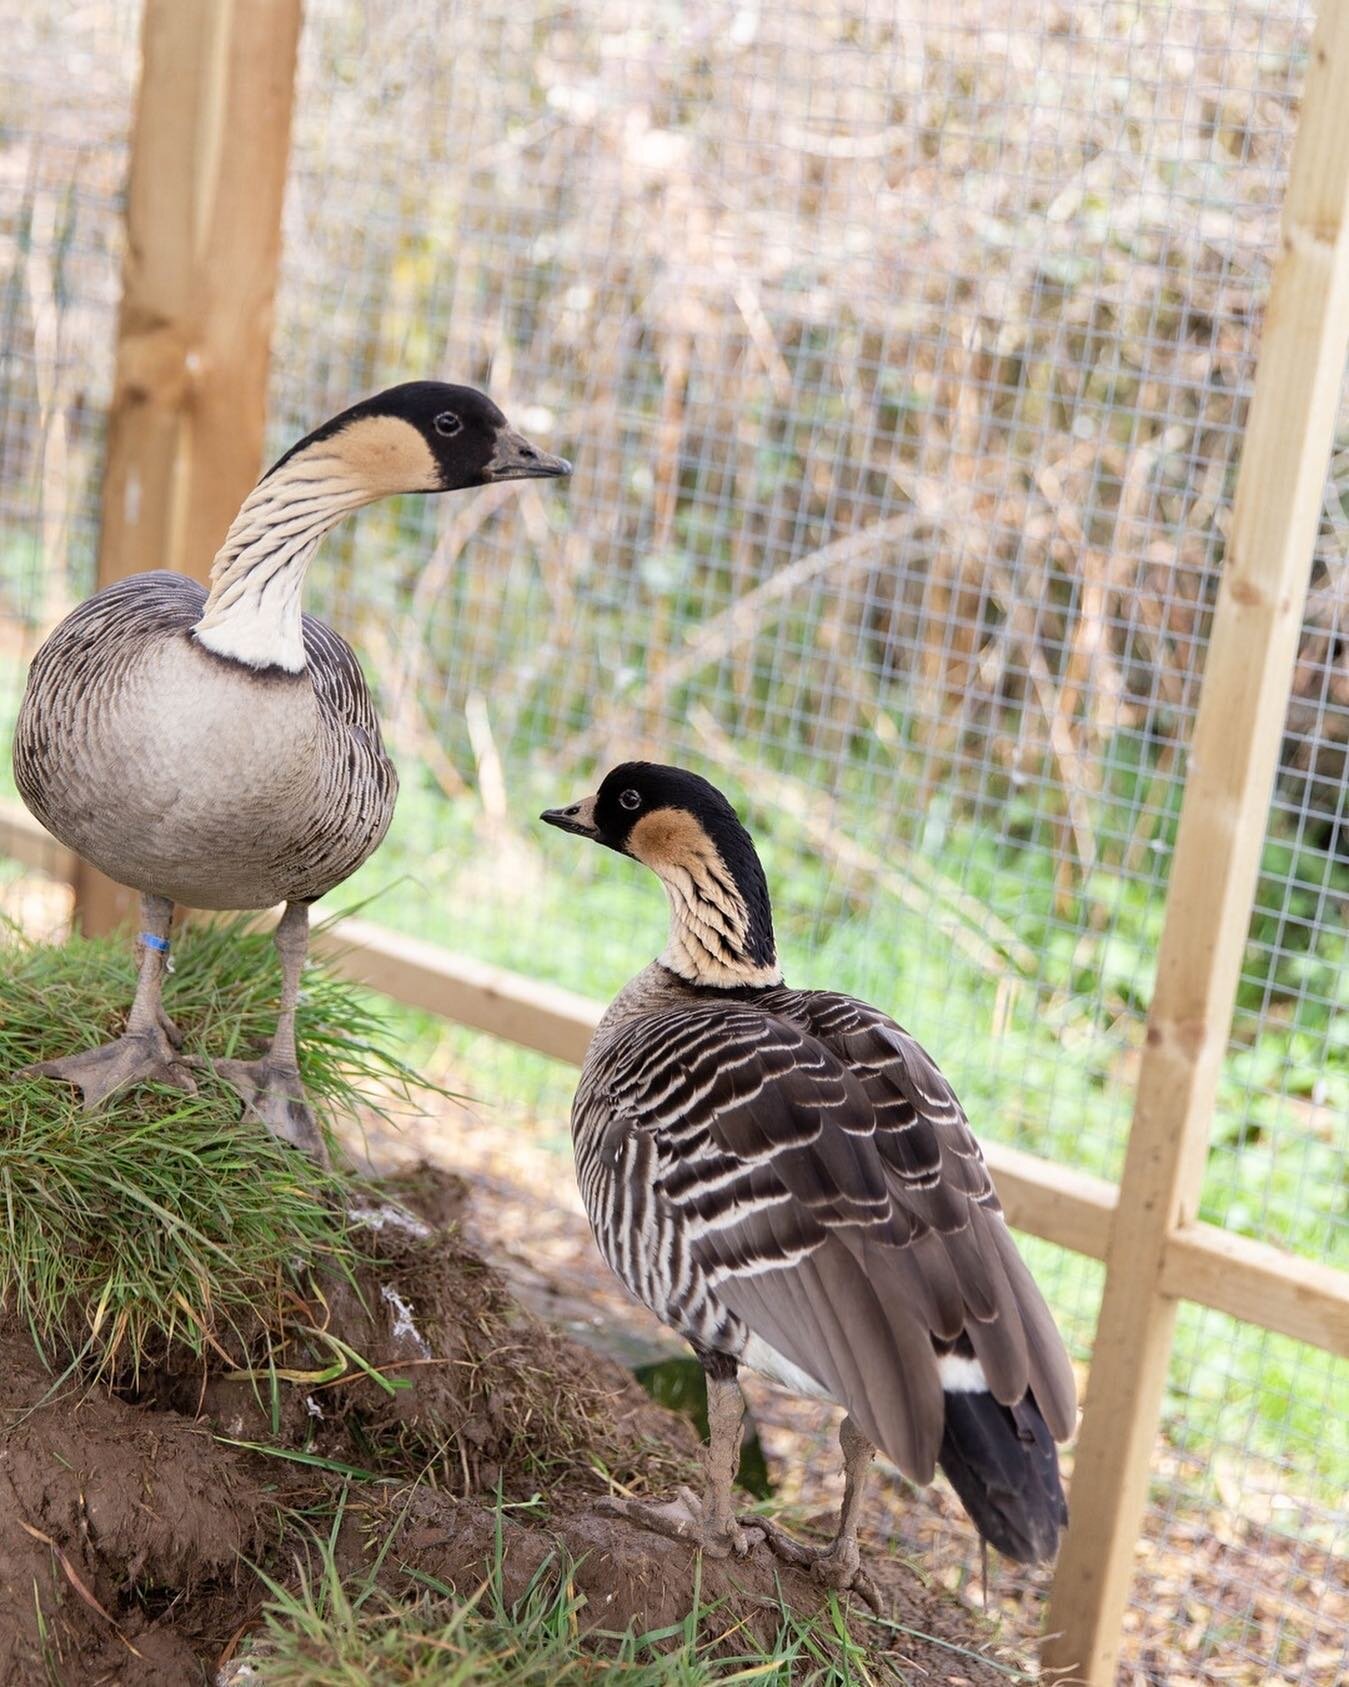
left=264, top=381, right=571, bottom=495
left=542, top=762, right=780, bottom=989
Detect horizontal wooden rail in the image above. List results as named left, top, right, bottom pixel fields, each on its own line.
left=2, top=800, right=1345, bottom=1360
left=980, top=1140, right=1118, bottom=1263
left=310, top=914, right=602, bottom=1067
left=311, top=912, right=1348, bottom=1359
left=1160, top=1224, right=1349, bottom=1357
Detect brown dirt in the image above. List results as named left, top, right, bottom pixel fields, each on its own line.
left=0, top=1162, right=1015, bottom=1684
left=133, top=1166, right=699, bottom=1502
left=0, top=1327, right=271, bottom=1684
left=376, top=1486, right=1020, bottom=1682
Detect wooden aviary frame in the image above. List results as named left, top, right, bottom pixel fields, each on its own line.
left=1042, top=2, right=1349, bottom=1671
left=3, top=2, right=1348, bottom=1682
left=74, top=0, right=302, bottom=936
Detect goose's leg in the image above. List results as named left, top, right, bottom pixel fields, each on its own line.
left=598, top=1356, right=763, bottom=1558
left=751, top=1415, right=882, bottom=1611
left=214, top=901, right=327, bottom=1164
left=20, top=894, right=197, bottom=1105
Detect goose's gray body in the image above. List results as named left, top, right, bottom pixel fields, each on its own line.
left=11, top=382, right=569, bottom=1156
left=14, top=572, right=396, bottom=911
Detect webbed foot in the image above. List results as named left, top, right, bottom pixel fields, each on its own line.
left=20, top=1024, right=198, bottom=1109
left=597, top=1485, right=763, bottom=1559
left=751, top=1515, right=883, bottom=1612
left=213, top=1056, right=329, bottom=1164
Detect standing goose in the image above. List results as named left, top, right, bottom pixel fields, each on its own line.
left=15, top=382, right=569, bottom=1157
left=542, top=763, right=1076, bottom=1601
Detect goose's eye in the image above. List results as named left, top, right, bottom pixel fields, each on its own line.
left=619, top=789, right=642, bottom=812
left=434, top=412, right=462, bottom=438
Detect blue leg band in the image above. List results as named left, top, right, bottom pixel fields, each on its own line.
left=139, top=933, right=171, bottom=954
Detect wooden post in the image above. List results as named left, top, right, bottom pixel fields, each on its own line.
left=75, top=0, right=302, bottom=936
left=1042, top=8, right=1349, bottom=1680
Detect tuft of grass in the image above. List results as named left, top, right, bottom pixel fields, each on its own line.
left=0, top=917, right=422, bottom=1372
left=236, top=1489, right=1006, bottom=1687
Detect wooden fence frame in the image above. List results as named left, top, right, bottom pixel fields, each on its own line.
left=4, top=2, right=1349, bottom=1681
left=75, top=0, right=302, bottom=935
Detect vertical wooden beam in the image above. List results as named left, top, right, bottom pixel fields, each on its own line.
left=1042, top=8, right=1349, bottom=1680
left=75, top=0, right=302, bottom=936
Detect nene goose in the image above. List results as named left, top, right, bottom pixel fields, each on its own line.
left=15, top=382, right=569, bottom=1158
left=542, top=763, right=1076, bottom=1602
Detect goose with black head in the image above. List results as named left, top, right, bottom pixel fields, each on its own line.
left=15, top=382, right=569, bottom=1159
left=543, top=762, right=1076, bottom=1603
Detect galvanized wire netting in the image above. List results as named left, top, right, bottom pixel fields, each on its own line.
left=0, top=0, right=1346, bottom=1678
left=0, top=9, right=135, bottom=722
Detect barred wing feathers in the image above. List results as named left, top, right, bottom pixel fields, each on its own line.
left=580, top=993, right=1075, bottom=1486
left=301, top=613, right=391, bottom=750
left=293, top=612, right=398, bottom=895
left=766, top=988, right=1077, bottom=1445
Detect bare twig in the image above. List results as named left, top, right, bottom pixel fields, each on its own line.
left=630, top=513, right=919, bottom=722
left=689, top=706, right=1038, bottom=983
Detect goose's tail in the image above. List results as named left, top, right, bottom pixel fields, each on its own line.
left=937, top=1386, right=1067, bottom=1563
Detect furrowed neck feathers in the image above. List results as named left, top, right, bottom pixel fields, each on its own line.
left=193, top=410, right=442, bottom=672
left=191, top=449, right=375, bottom=672
left=631, top=807, right=782, bottom=990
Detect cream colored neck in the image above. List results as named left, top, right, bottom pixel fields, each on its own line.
left=657, top=867, right=782, bottom=990
left=192, top=452, right=372, bottom=672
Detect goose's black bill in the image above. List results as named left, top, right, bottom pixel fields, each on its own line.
left=485, top=429, right=572, bottom=482
left=540, top=794, right=599, bottom=837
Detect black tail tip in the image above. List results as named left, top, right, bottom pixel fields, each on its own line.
left=938, top=1389, right=1068, bottom=1565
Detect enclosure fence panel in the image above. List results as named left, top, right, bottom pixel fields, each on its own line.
left=1, top=1, right=1346, bottom=1681
left=1045, top=6, right=1349, bottom=1669
left=72, top=0, right=302, bottom=936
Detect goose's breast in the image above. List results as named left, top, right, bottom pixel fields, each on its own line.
left=19, top=634, right=362, bottom=909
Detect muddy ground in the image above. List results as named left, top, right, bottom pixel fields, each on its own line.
left=0, top=1164, right=1022, bottom=1685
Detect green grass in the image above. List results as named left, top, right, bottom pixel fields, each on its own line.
left=239, top=1491, right=1028, bottom=1686
left=0, top=918, right=424, bottom=1371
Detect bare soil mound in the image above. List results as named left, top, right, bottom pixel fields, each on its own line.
left=0, top=1329, right=269, bottom=1683
left=0, top=1164, right=1015, bottom=1684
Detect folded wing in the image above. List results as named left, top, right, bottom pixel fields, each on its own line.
left=587, top=994, right=1075, bottom=1484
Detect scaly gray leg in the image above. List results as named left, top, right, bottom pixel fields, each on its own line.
left=598, top=1357, right=763, bottom=1558
left=753, top=1415, right=883, bottom=1611
left=214, top=901, right=327, bottom=1163
left=19, top=894, right=197, bottom=1106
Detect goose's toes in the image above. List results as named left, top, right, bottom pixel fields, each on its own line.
left=155, top=1005, right=186, bottom=1049
left=811, top=1546, right=883, bottom=1614
left=743, top=1513, right=816, bottom=1569
left=598, top=1487, right=762, bottom=1559
left=18, top=1026, right=198, bottom=1109
left=214, top=1057, right=330, bottom=1165
left=749, top=1518, right=883, bottom=1612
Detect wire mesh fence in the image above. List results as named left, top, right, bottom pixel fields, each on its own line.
left=0, top=8, right=134, bottom=771
left=0, top=1, right=1346, bottom=1678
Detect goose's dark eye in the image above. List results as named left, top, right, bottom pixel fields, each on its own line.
left=619, top=789, right=642, bottom=812
left=434, top=412, right=462, bottom=438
